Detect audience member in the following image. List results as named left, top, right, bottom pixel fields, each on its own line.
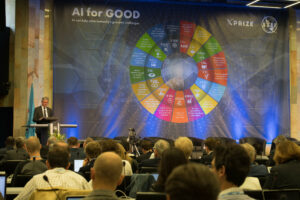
left=200, top=137, right=219, bottom=165
left=140, top=139, right=170, bottom=169
left=151, top=148, right=188, bottom=192
left=0, top=136, right=15, bottom=158
left=212, top=143, right=254, bottom=200
left=40, top=136, right=57, bottom=159
left=67, top=136, right=86, bottom=166
left=14, top=143, right=91, bottom=200
left=268, top=135, right=288, bottom=166
left=264, top=140, right=300, bottom=189
left=174, top=137, right=193, bottom=159
left=83, top=137, right=94, bottom=149
left=100, top=139, right=133, bottom=175
left=165, top=163, right=220, bottom=200
left=241, top=143, right=268, bottom=177
left=79, top=141, right=101, bottom=180
left=4, top=137, right=29, bottom=160
left=136, top=140, right=153, bottom=163
left=11, top=137, right=47, bottom=186
left=117, top=143, right=138, bottom=173
left=84, top=152, right=123, bottom=200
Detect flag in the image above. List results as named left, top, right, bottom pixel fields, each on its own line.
left=25, top=83, right=36, bottom=138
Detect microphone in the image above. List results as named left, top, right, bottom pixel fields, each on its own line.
left=43, top=175, right=61, bottom=200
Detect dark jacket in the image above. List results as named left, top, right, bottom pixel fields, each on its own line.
left=264, top=159, right=300, bottom=189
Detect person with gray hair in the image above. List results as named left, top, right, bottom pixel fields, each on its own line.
left=40, top=136, right=57, bottom=159
left=139, top=139, right=170, bottom=169
left=174, top=137, right=193, bottom=159
left=84, top=152, right=123, bottom=200
left=33, top=97, right=54, bottom=145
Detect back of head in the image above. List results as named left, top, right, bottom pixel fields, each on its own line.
left=93, top=152, right=123, bottom=185
left=158, top=148, right=188, bottom=186
left=165, top=163, right=220, bottom=200
left=274, top=140, right=300, bottom=164
left=15, top=137, right=26, bottom=149
left=214, top=143, right=250, bottom=186
left=154, top=139, right=170, bottom=157
left=140, top=140, right=153, bottom=151
left=240, top=143, right=256, bottom=163
left=204, top=137, right=220, bottom=151
left=85, top=141, right=101, bottom=159
left=5, top=136, right=15, bottom=147
left=48, top=143, right=70, bottom=168
left=47, top=136, right=57, bottom=147
left=174, top=137, right=193, bottom=159
left=26, top=137, right=41, bottom=154
left=67, top=137, right=78, bottom=147
left=99, top=139, right=119, bottom=154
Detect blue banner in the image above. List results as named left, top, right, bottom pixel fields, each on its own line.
left=53, top=0, right=289, bottom=142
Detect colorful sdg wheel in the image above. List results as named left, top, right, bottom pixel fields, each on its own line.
left=129, top=21, right=228, bottom=123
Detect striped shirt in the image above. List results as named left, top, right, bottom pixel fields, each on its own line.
left=14, top=168, right=91, bottom=200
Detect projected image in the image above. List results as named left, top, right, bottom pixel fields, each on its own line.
left=129, top=21, right=228, bottom=123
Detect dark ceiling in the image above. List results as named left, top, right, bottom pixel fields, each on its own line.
left=168, top=0, right=300, bottom=9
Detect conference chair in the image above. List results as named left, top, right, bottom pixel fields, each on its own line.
left=263, top=189, right=300, bottom=200
left=244, top=190, right=263, bottom=200
left=4, top=160, right=24, bottom=176
left=136, top=192, right=166, bottom=200
left=239, top=137, right=267, bottom=156
left=13, top=174, right=33, bottom=187
left=140, top=166, right=158, bottom=173
left=211, top=137, right=236, bottom=145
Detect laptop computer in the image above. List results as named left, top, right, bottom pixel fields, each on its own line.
left=74, top=160, right=84, bottom=172
left=0, top=172, right=6, bottom=199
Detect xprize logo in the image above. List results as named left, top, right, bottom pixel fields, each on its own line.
left=227, top=19, right=254, bottom=27
left=261, top=16, right=278, bottom=33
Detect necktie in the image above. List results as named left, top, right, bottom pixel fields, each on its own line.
left=44, top=107, right=48, bottom=118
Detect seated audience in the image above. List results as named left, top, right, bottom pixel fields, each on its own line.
left=117, top=143, right=138, bottom=173
left=150, top=148, right=188, bottom=192
left=40, top=136, right=57, bottom=159
left=139, top=139, right=170, bottom=169
left=241, top=143, right=268, bottom=177
left=165, top=163, right=220, bottom=200
left=3, top=137, right=29, bottom=160
left=174, top=137, right=193, bottom=159
left=212, top=143, right=254, bottom=200
left=83, top=137, right=94, bottom=149
left=200, top=137, right=219, bottom=165
left=11, top=137, right=47, bottom=186
left=136, top=140, right=153, bottom=163
left=0, top=136, right=15, bottom=158
left=78, top=141, right=101, bottom=180
left=14, top=143, right=91, bottom=200
left=264, top=140, right=300, bottom=189
left=83, top=152, right=123, bottom=200
left=99, top=139, right=132, bottom=175
left=268, top=135, right=288, bottom=166
left=67, top=136, right=86, bottom=166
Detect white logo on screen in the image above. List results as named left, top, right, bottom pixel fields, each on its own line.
left=261, top=16, right=278, bottom=33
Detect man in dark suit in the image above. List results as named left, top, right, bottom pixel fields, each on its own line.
left=33, top=97, right=53, bottom=145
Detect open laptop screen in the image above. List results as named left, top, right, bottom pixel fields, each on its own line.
left=0, top=172, right=6, bottom=198
left=74, top=160, right=84, bottom=172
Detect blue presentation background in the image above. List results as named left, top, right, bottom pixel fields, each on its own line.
left=53, top=0, right=290, bottom=142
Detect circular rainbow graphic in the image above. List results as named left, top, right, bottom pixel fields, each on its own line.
left=129, top=21, right=228, bottom=123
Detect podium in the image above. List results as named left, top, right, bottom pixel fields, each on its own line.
left=24, top=118, right=78, bottom=135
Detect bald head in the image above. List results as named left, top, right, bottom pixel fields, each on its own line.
left=26, top=137, right=41, bottom=153
left=93, top=152, right=123, bottom=185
